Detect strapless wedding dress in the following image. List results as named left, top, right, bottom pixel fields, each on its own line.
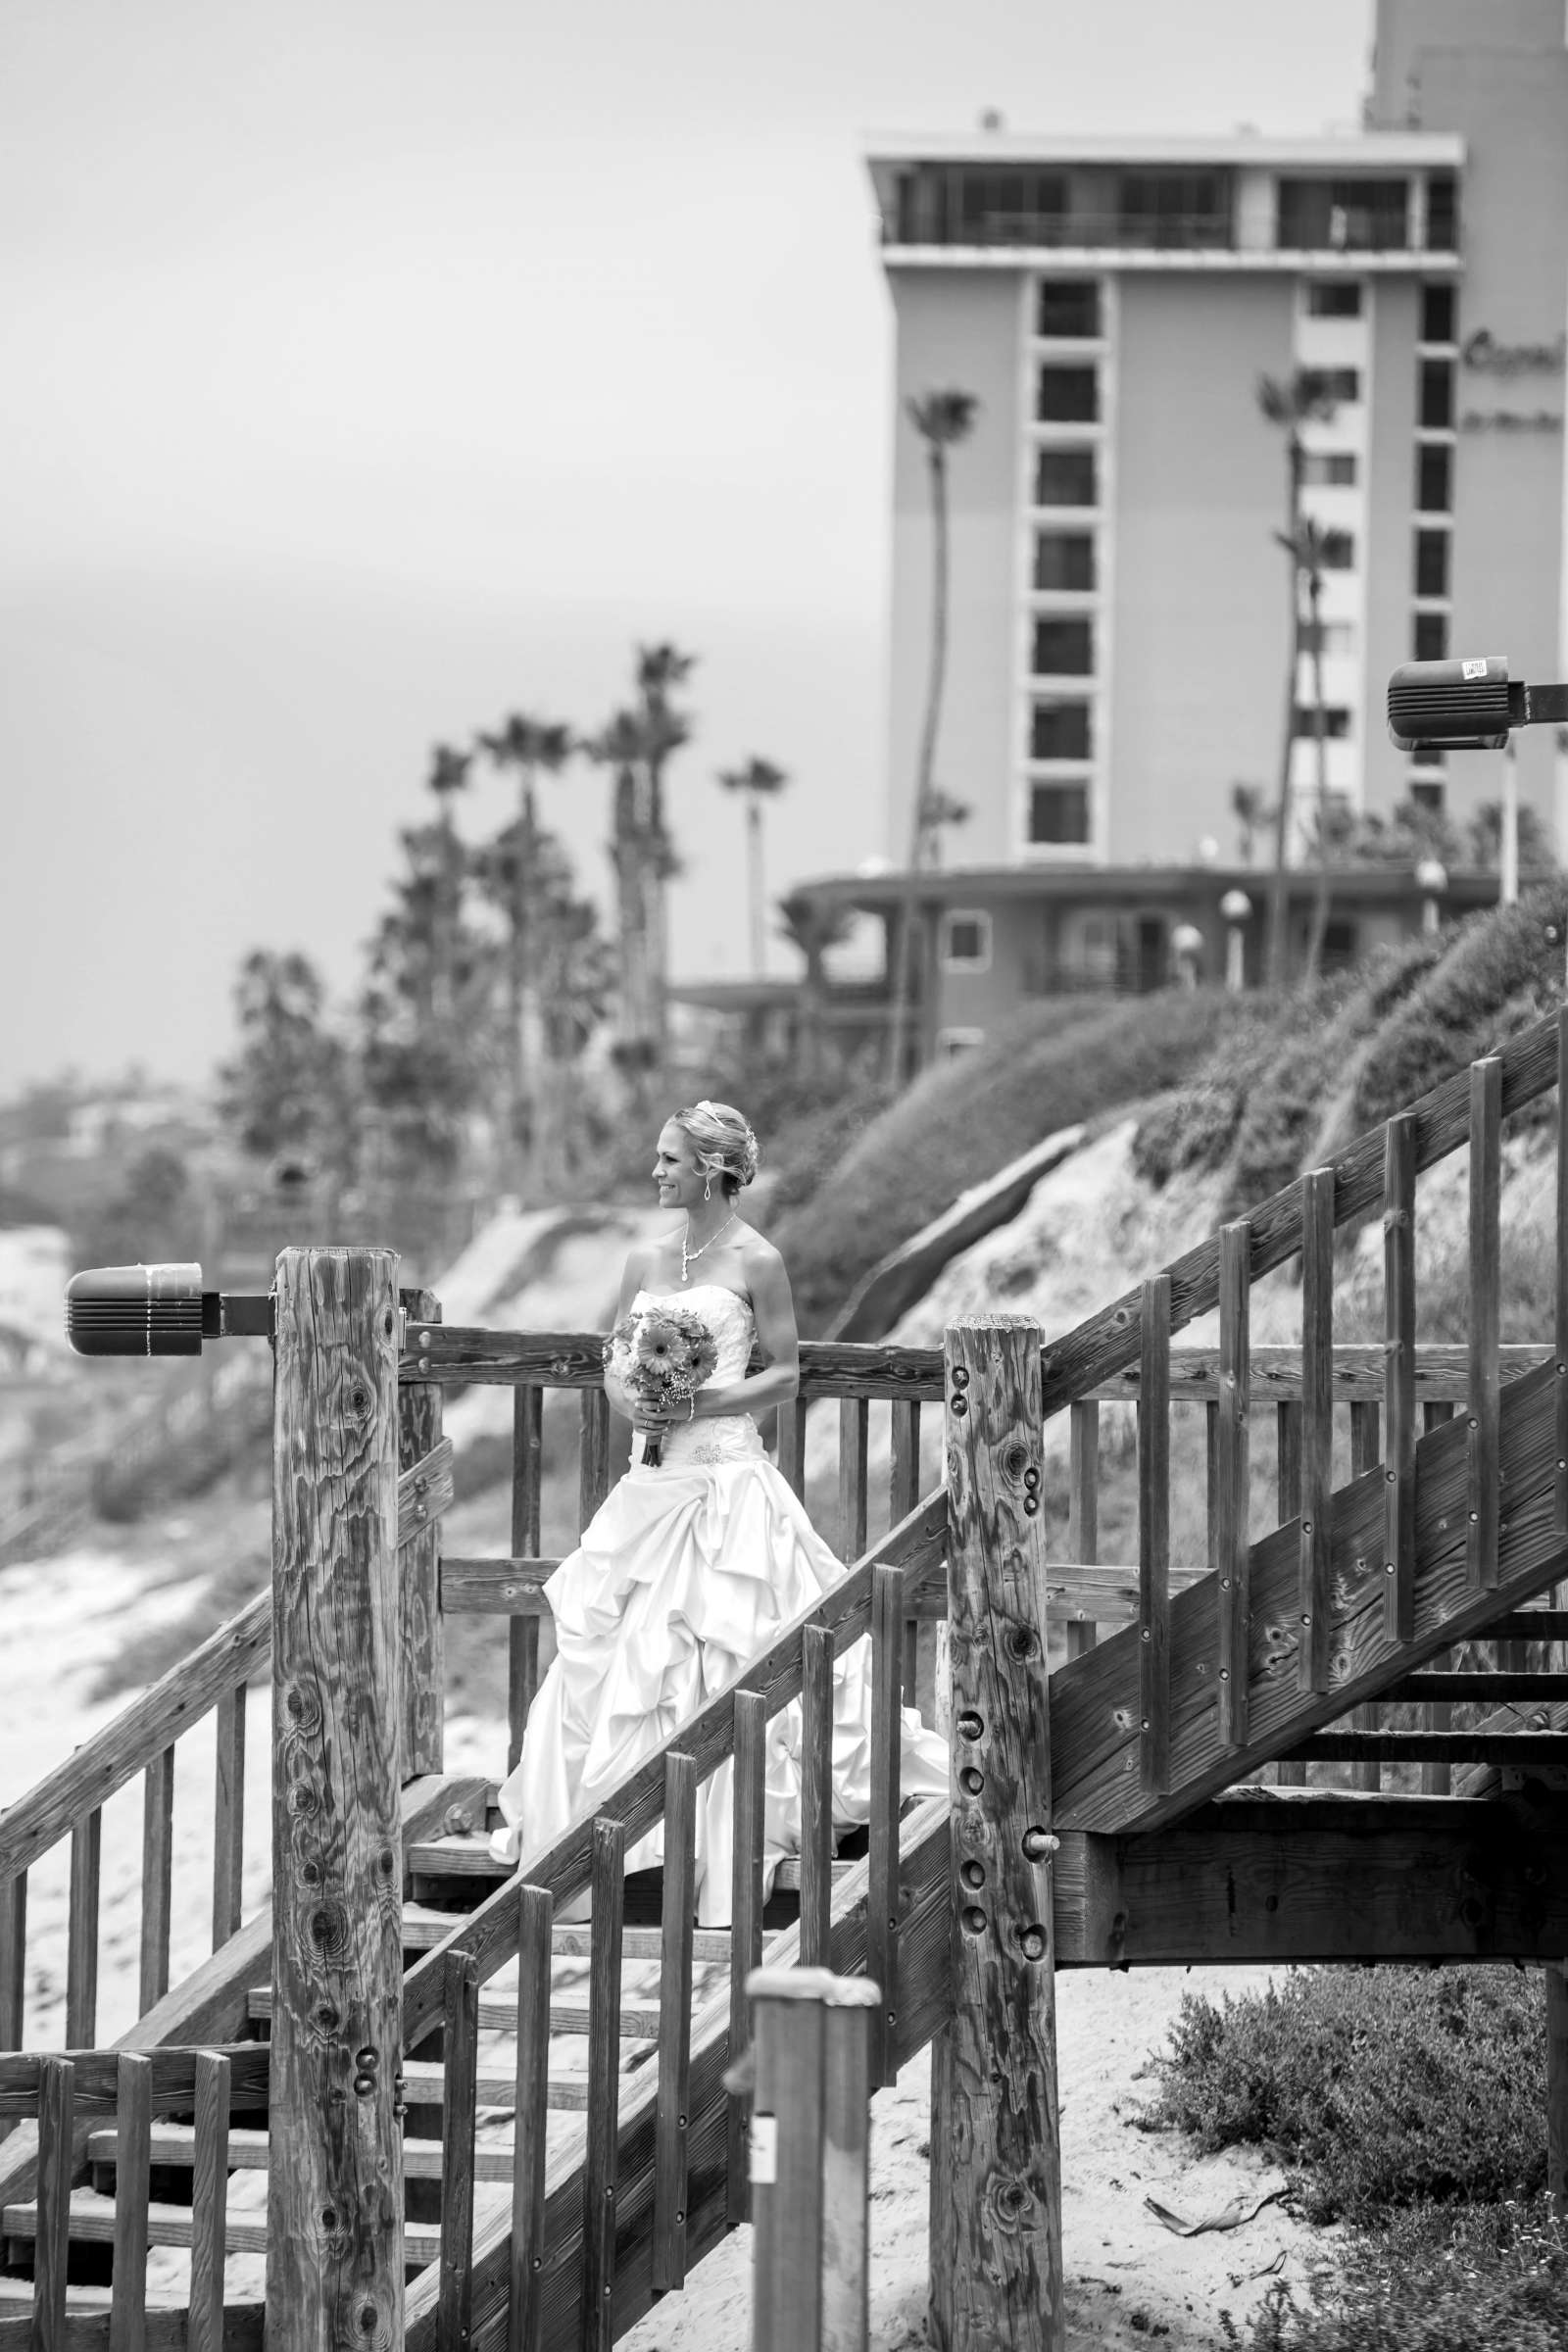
left=489, top=1285, right=948, bottom=1922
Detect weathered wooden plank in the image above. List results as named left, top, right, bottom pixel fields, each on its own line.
left=1283, top=1731, right=1568, bottom=1765
left=0, top=2048, right=269, bottom=2121
left=400, top=1493, right=948, bottom=2051
left=35, top=2057, right=74, bottom=2352
left=1558, top=1004, right=1568, bottom=1539
left=866, top=1565, right=904, bottom=2093
left=396, top=1440, right=455, bottom=1546
left=1348, top=1398, right=1383, bottom=1791
left=441, top=1558, right=557, bottom=1613
left=890, top=1399, right=924, bottom=1708
left=1469, top=1059, right=1502, bottom=1590
left=1298, top=1170, right=1334, bottom=1697
left=749, top=1972, right=827, bottom=2352
left=508, top=1386, right=544, bottom=1772
left=1038, top=1010, right=1560, bottom=1420
left=652, top=1754, right=696, bottom=2293
left=1385, top=1113, right=1417, bottom=1642
left=400, top=1289, right=445, bottom=1780
left=0, top=2305, right=264, bottom=2352
left=776, top=1399, right=808, bottom=1499
left=1215, top=1225, right=1250, bottom=1748
left=1065, top=1400, right=1100, bottom=1663
left=139, top=1750, right=175, bottom=2019
left=0, top=1872, right=24, bottom=2060
left=185, top=2052, right=228, bottom=2352
left=1055, top=1793, right=1568, bottom=1968
left=507, top=1884, right=552, bottom=2352
left=1050, top=1361, right=1567, bottom=1835
left=0, top=1599, right=271, bottom=1889
left=799, top=1628, right=835, bottom=1971
left=818, top=1981, right=877, bottom=2352
left=437, top=1954, right=479, bottom=2352
left=728, top=1691, right=766, bottom=2229
left=67, top=1812, right=101, bottom=2049
left=1139, top=1277, right=1171, bottom=1798
left=582, top=1817, right=625, bottom=2351
left=109, top=2054, right=151, bottom=2352
left=211, top=1687, right=246, bottom=1952
left=931, top=1315, right=1061, bottom=2352
left=267, top=1248, right=405, bottom=2352
left=839, top=1397, right=868, bottom=1565
left=578, top=1391, right=612, bottom=1538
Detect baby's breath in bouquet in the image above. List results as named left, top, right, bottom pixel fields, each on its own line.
left=604, top=1305, right=719, bottom=1466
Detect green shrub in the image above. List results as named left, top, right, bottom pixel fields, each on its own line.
left=773, top=990, right=1239, bottom=1333
left=1144, top=1965, right=1546, bottom=2227
left=1226, top=2195, right=1568, bottom=2352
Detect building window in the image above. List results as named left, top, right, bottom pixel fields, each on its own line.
left=1305, top=280, right=1363, bottom=317
left=1034, top=531, right=1096, bottom=591
left=1036, top=279, right=1101, bottom=338
left=1292, top=706, right=1352, bottom=739
left=1032, top=615, right=1094, bottom=676
left=1300, top=618, right=1355, bottom=657
left=1115, top=170, right=1232, bottom=247
left=1415, top=442, right=1452, bottom=514
left=1277, top=176, right=1409, bottom=251
left=1031, top=700, right=1093, bottom=760
left=1420, top=282, right=1456, bottom=344
left=1413, top=611, right=1448, bottom=662
left=941, top=911, right=992, bottom=971
left=1028, top=781, right=1091, bottom=845
left=1034, top=446, right=1097, bottom=507
left=1317, top=529, right=1355, bottom=569
left=1298, top=367, right=1361, bottom=406
left=1419, top=359, right=1454, bottom=429
left=956, top=169, right=1070, bottom=243
left=1426, top=174, right=1458, bottom=253
left=1037, top=365, right=1099, bottom=423
left=1300, top=452, right=1358, bottom=486
left=937, top=1028, right=986, bottom=1057
left=1408, top=779, right=1446, bottom=813
left=1414, top=528, right=1450, bottom=599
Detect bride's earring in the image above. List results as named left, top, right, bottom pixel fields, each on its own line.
left=703, top=1172, right=712, bottom=1200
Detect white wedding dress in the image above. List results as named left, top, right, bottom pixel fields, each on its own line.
left=489, top=1284, right=949, bottom=1923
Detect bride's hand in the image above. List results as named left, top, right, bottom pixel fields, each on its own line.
left=629, top=1402, right=673, bottom=1435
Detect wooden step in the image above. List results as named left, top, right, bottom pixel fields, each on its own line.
left=1280, top=1731, right=1568, bottom=1766
left=1382, top=1671, right=1568, bottom=1702
left=247, top=1986, right=662, bottom=2040
left=1469, top=1612, right=1568, bottom=1642
left=408, top=1832, right=842, bottom=1897
left=4, top=2188, right=444, bottom=2266
left=401, top=1901, right=733, bottom=1964
left=82, top=2124, right=524, bottom=2182
left=400, top=2057, right=590, bottom=2115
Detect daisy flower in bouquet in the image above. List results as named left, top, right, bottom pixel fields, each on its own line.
left=603, top=1305, right=719, bottom=1466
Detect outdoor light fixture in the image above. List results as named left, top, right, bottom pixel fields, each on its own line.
left=1387, top=656, right=1568, bottom=754
left=65, top=1262, right=274, bottom=1356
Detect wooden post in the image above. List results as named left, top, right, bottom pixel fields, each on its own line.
left=400, top=1287, right=444, bottom=1779
left=268, top=1247, right=405, bottom=2352
left=749, top=1967, right=879, bottom=2352
left=930, top=1315, right=1063, bottom=2352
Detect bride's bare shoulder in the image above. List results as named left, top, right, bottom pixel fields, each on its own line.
left=736, top=1226, right=789, bottom=1287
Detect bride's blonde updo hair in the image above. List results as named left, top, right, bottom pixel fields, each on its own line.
left=672, top=1100, right=760, bottom=1199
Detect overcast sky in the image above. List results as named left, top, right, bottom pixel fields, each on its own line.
left=0, top=0, right=1372, bottom=1097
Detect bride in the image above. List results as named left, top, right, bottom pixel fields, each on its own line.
left=489, top=1098, right=947, bottom=1921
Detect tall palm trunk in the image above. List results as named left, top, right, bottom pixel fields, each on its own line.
left=887, top=438, right=950, bottom=1083
left=746, top=797, right=765, bottom=976
left=1302, top=565, right=1334, bottom=981
left=613, top=763, right=651, bottom=1062
left=1265, top=436, right=1304, bottom=988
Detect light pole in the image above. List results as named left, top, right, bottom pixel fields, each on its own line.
left=1220, top=889, right=1251, bottom=993
left=1171, top=922, right=1204, bottom=991
left=1415, top=857, right=1447, bottom=937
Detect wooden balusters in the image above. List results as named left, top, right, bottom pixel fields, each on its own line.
left=728, top=1690, right=767, bottom=2225
left=866, top=1563, right=904, bottom=2092
left=653, top=1752, right=697, bottom=2290
left=188, top=2050, right=231, bottom=2352
left=509, top=1385, right=544, bottom=1773
left=890, top=1399, right=925, bottom=1706
left=582, top=1814, right=626, bottom=2349
left=1469, top=1057, right=1502, bottom=1591
left=438, top=1952, right=479, bottom=2352
left=1139, top=1277, right=1172, bottom=1797
left=1422, top=1403, right=1457, bottom=1796
left=1066, top=1400, right=1100, bottom=1661
left=34, top=2054, right=74, bottom=2352
left=1349, top=1401, right=1382, bottom=1791
left=67, top=1808, right=101, bottom=2047
left=800, top=1626, right=836, bottom=1970
left=1215, top=1225, right=1251, bottom=1749
left=580, top=1390, right=612, bottom=1531
left=0, top=1869, right=23, bottom=2054
left=400, top=1287, right=445, bottom=1780
left=776, top=1400, right=808, bottom=1500
left=508, top=1884, right=553, bottom=2352
left=1384, top=1112, right=1417, bottom=1641
left=839, top=1397, right=868, bottom=1562
left=139, top=1745, right=175, bottom=2017
left=1558, top=1004, right=1568, bottom=1540
left=111, top=2051, right=153, bottom=2352
left=1298, top=1169, right=1335, bottom=1697
left=213, top=1683, right=246, bottom=1950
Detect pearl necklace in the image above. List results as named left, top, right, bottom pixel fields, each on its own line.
left=682, top=1211, right=738, bottom=1284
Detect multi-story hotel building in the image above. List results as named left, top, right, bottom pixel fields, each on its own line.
left=773, top=0, right=1568, bottom=1062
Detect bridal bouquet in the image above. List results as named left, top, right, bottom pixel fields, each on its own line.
left=604, top=1304, right=719, bottom=1467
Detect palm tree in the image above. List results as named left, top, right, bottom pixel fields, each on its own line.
left=1256, top=371, right=1338, bottom=985
left=718, top=757, right=790, bottom=975
left=424, top=743, right=472, bottom=1020
left=1230, top=781, right=1267, bottom=867
left=887, top=388, right=979, bottom=1084
left=778, top=891, right=856, bottom=1083
left=917, top=786, right=971, bottom=868
left=583, top=709, right=659, bottom=1077
left=475, top=715, right=572, bottom=1176
left=634, top=644, right=698, bottom=1061
left=1286, top=519, right=1336, bottom=981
